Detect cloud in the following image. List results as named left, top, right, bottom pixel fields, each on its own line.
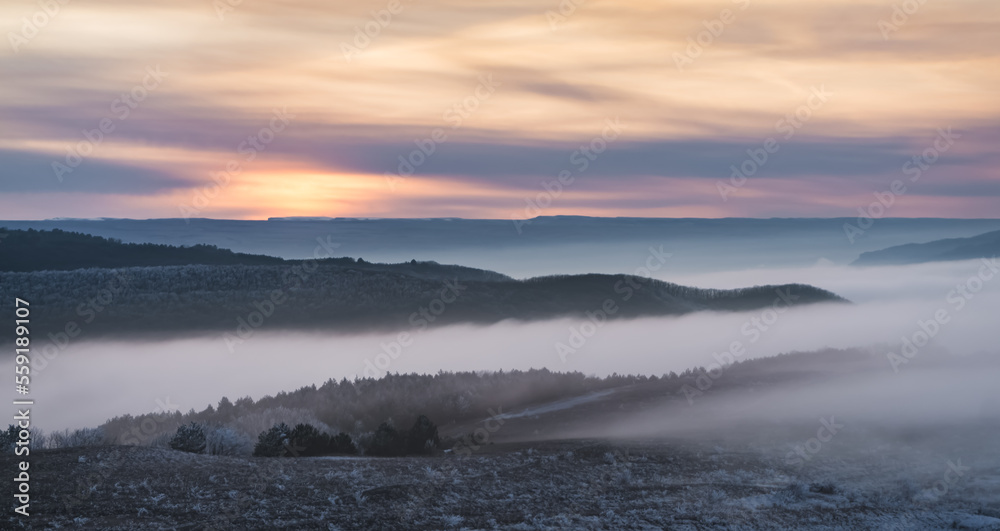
left=1, top=0, right=999, bottom=218
left=0, top=149, right=187, bottom=194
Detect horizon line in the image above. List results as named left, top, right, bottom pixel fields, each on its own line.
left=3, top=215, right=1000, bottom=223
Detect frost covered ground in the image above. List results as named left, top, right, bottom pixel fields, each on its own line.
left=6, top=426, right=1000, bottom=530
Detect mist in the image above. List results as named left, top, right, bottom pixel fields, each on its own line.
left=594, top=356, right=1000, bottom=441
left=8, top=217, right=1000, bottom=279
left=31, top=258, right=999, bottom=432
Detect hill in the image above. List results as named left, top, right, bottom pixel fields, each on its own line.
left=94, top=347, right=883, bottom=447
left=0, top=265, right=845, bottom=339
left=853, top=229, right=1000, bottom=266
left=10, top=347, right=998, bottom=530
left=6, top=217, right=1000, bottom=276
left=0, top=228, right=285, bottom=271
left=0, top=228, right=846, bottom=339
left=0, top=228, right=510, bottom=281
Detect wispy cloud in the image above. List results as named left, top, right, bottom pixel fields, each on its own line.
left=1, top=0, right=998, bottom=218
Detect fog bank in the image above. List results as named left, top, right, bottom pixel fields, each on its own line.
left=30, top=259, right=999, bottom=431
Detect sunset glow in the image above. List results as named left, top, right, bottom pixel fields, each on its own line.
left=2, top=0, right=998, bottom=219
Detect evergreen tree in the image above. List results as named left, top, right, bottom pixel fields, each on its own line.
left=169, top=423, right=207, bottom=454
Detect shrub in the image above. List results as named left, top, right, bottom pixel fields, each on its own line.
left=329, top=432, right=357, bottom=455
left=253, top=423, right=291, bottom=457
left=169, top=423, right=207, bottom=454
left=48, top=427, right=106, bottom=448
left=289, top=423, right=330, bottom=457
left=252, top=423, right=355, bottom=457
left=229, top=407, right=331, bottom=443
left=205, top=425, right=253, bottom=456
left=366, top=422, right=406, bottom=456
left=406, top=415, right=440, bottom=455
left=361, top=416, right=439, bottom=456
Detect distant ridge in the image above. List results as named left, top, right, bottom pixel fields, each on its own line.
left=0, top=229, right=847, bottom=339
left=853, top=229, right=1000, bottom=266
left=5, top=217, right=1000, bottom=276
left=0, top=228, right=284, bottom=272
left=0, top=228, right=509, bottom=281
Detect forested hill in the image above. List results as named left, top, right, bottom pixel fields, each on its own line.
left=0, top=228, right=846, bottom=339
left=0, top=228, right=284, bottom=271
left=100, top=346, right=966, bottom=451
left=0, top=228, right=510, bottom=282
left=853, top=229, right=1000, bottom=266
left=0, top=264, right=846, bottom=339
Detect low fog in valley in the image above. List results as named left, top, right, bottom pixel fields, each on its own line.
left=33, top=258, right=999, bottom=432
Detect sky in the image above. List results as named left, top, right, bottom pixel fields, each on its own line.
left=1, top=0, right=998, bottom=220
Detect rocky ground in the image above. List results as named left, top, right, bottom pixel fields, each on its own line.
left=5, top=430, right=1000, bottom=530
